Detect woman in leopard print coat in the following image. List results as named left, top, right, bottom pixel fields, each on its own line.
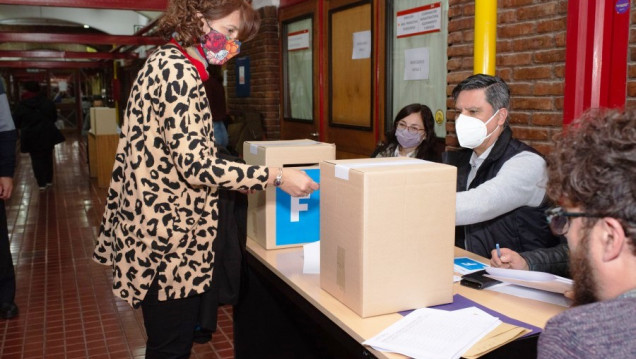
left=92, top=0, right=319, bottom=356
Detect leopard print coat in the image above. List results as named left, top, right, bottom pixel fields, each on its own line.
left=93, top=45, right=269, bottom=308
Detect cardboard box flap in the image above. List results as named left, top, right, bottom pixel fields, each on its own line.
left=248, top=139, right=324, bottom=155
left=330, top=158, right=426, bottom=180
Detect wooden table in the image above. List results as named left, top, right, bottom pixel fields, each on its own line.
left=233, top=239, right=566, bottom=359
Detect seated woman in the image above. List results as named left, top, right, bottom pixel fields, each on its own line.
left=371, top=103, right=441, bottom=162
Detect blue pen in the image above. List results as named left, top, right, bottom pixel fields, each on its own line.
left=496, top=243, right=501, bottom=258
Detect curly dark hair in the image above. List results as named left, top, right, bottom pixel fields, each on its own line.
left=546, top=108, right=636, bottom=248
left=157, top=0, right=260, bottom=47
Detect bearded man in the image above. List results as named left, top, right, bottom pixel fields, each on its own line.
left=537, top=109, right=636, bottom=358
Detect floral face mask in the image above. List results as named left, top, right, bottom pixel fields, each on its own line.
left=200, top=27, right=241, bottom=65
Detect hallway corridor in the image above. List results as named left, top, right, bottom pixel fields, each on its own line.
left=0, top=134, right=234, bottom=359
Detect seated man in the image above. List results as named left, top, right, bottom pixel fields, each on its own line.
left=537, top=109, right=636, bottom=358
left=443, top=74, right=558, bottom=257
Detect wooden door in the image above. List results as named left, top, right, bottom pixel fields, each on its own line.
left=324, top=0, right=384, bottom=159
left=278, top=0, right=385, bottom=158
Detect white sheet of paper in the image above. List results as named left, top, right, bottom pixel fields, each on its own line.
left=352, top=30, right=371, bottom=59
left=396, top=3, right=442, bottom=38
left=302, top=240, right=320, bottom=274
left=484, top=267, right=573, bottom=294
left=404, top=47, right=429, bottom=80
left=487, top=283, right=572, bottom=307
left=363, top=307, right=501, bottom=359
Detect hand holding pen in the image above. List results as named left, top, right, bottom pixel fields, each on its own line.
left=490, top=245, right=529, bottom=270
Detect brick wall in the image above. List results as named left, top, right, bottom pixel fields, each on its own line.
left=446, top=0, right=569, bottom=154
left=226, top=6, right=281, bottom=140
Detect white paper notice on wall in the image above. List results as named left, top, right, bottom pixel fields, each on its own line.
left=239, top=66, right=246, bottom=85
left=288, top=29, right=310, bottom=51
left=404, top=47, right=430, bottom=81
left=352, top=30, right=371, bottom=60
left=396, top=2, right=442, bottom=39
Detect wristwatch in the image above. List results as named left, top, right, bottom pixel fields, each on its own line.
left=273, top=167, right=283, bottom=187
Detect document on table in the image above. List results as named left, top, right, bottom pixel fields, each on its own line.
left=487, top=283, right=572, bottom=307
left=302, top=240, right=320, bottom=274
left=454, top=257, right=489, bottom=275
left=484, top=267, right=573, bottom=294
left=462, top=322, right=530, bottom=359
left=363, top=307, right=501, bottom=359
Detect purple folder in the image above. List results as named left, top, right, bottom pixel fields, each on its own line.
left=399, top=294, right=542, bottom=336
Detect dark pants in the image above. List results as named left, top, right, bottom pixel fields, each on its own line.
left=30, top=148, right=53, bottom=187
left=0, top=200, right=16, bottom=304
left=141, top=279, right=202, bottom=359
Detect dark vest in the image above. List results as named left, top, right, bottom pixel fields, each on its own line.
left=443, top=127, right=559, bottom=258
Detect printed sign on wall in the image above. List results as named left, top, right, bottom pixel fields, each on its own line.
left=396, top=2, right=442, bottom=38
left=288, top=29, right=310, bottom=51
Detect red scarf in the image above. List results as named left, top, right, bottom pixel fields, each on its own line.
left=169, top=39, right=209, bottom=82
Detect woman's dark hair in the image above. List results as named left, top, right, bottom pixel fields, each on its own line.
left=374, top=103, right=439, bottom=161
left=158, top=0, right=260, bottom=47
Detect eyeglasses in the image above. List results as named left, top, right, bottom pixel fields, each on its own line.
left=545, top=207, right=600, bottom=235
left=397, top=121, right=424, bottom=134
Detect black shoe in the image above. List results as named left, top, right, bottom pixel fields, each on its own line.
left=193, top=328, right=213, bottom=343
left=1, top=302, right=19, bottom=319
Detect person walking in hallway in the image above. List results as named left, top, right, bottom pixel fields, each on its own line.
left=12, top=81, right=64, bottom=190
left=0, top=80, right=18, bottom=319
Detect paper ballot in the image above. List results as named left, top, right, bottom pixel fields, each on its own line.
left=484, top=267, right=573, bottom=294
left=363, top=307, right=501, bottom=359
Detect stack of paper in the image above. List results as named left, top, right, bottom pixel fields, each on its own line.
left=484, top=267, right=573, bottom=294
left=363, top=307, right=501, bottom=359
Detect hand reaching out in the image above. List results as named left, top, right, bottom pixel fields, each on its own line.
left=268, top=167, right=319, bottom=197
left=0, top=177, right=13, bottom=200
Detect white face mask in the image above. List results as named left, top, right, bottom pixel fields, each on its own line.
left=455, top=109, right=500, bottom=149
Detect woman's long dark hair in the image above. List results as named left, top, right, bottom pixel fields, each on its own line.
left=374, top=103, right=439, bottom=161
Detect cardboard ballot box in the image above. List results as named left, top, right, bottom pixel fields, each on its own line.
left=243, top=140, right=336, bottom=249
left=319, top=157, right=457, bottom=317
left=89, top=107, right=118, bottom=135
left=88, top=107, right=119, bottom=188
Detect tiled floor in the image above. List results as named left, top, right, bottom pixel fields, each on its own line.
left=0, top=134, right=235, bottom=358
